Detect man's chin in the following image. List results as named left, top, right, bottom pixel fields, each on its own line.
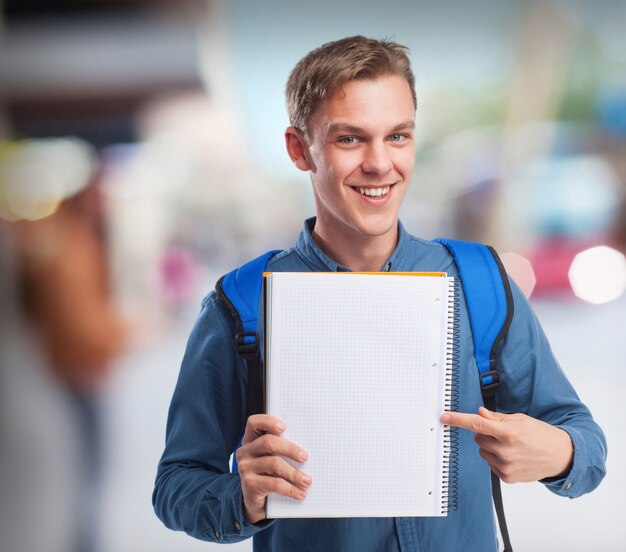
left=352, top=217, right=399, bottom=239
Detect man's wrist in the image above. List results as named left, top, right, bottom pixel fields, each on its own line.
left=548, top=428, right=574, bottom=479
left=243, top=501, right=266, bottom=525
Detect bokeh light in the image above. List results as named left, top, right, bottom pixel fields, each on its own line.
left=568, top=245, right=626, bottom=304
left=500, top=251, right=537, bottom=298
left=0, top=138, right=96, bottom=221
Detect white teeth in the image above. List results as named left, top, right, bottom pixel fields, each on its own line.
left=357, top=186, right=390, bottom=197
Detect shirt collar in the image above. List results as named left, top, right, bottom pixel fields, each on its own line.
left=294, top=217, right=411, bottom=272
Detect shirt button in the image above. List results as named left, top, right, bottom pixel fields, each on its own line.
left=235, top=521, right=241, bottom=531
left=215, top=530, right=222, bottom=540
left=565, top=482, right=573, bottom=490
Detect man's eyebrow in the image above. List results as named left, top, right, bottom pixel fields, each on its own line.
left=390, top=121, right=415, bottom=132
left=326, top=123, right=366, bottom=135
left=326, top=121, right=415, bottom=135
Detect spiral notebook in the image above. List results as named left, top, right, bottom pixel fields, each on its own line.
left=263, top=271, right=459, bottom=518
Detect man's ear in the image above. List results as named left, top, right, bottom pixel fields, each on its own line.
left=285, top=127, right=312, bottom=171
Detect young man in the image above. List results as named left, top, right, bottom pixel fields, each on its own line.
left=153, top=36, right=606, bottom=551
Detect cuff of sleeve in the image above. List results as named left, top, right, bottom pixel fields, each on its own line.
left=541, top=426, right=585, bottom=498
left=199, top=474, right=275, bottom=543
left=240, top=514, right=275, bottom=536
left=225, top=476, right=276, bottom=540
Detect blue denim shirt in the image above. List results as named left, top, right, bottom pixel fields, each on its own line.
left=153, top=219, right=607, bottom=552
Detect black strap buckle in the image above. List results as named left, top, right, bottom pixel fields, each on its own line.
left=235, top=332, right=259, bottom=358
left=480, top=369, right=501, bottom=397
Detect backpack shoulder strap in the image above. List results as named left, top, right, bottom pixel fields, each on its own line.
left=433, top=238, right=514, bottom=403
left=215, top=249, right=282, bottom=472
left=434, top=238, right=514, bottom=552
left=216, top=248, right=282, bottom=403
left=218, top=250, right=281, bottom=335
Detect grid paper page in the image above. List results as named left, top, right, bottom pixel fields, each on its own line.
left=265, top=272, right=451, bottom=518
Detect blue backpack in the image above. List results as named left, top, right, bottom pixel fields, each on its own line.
left=215, top=239, right=514, bottom=551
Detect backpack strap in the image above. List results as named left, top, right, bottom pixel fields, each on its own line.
left=215, top=249, right=282, bottom=472
left=434, top=238, right=514, bottom=552
left=434, top=239, right=514, bottom=401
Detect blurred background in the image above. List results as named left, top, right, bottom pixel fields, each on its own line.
left=0, top=0, right=624, bottom=551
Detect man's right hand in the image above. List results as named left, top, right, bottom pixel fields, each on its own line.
left=235, top=414, right=312, bottom=524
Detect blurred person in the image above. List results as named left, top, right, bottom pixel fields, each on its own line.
left=153, top=36, right=606, bottom=551
left=2, top=179, right=127, bottom=552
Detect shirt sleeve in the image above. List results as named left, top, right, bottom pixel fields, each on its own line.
left=152, top=292, right=275, bottom=543
left=495, top=278, right=607, bottom=498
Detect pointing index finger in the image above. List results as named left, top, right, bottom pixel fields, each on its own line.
left=440, top=411, right=502, bottom=438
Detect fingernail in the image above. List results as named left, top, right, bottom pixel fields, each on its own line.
left=299, top=449, right=308, bottom=461
left=440, top=413, right=451, bottom=424
left=296, top=489, right=307, bottom=499
left=301, top=474, right=312, bottom=486
left=275, top=422, right=285, bottom=432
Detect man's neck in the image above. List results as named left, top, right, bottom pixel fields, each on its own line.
left=311, top=222, right=398, bottom=272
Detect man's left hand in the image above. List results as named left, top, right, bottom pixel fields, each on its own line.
left=440, top=407, right=573, bottom=483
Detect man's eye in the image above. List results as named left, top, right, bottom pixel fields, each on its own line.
left=339, top=136, right=358, bottom=144
left=389, top=134, right=406, bottom=142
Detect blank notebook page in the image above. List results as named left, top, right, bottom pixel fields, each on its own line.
left=264, top=272, right=454, bottom=518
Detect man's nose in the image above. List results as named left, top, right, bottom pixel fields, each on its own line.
left=361, top=142, right=392, bottom=175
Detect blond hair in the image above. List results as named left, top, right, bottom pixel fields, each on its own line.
left=286, top=35, right=416, bottom=132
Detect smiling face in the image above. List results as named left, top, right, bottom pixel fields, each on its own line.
left=286, top=75, right=416, bottom=259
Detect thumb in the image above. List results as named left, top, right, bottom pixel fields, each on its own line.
left=478, top=406, right=508, bottom=422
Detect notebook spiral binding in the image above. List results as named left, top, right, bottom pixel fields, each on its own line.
left=442, top=278, right=460, bottom=514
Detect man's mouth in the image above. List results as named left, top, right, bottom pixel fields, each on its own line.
left=353, top=185, right=391, bottom=198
